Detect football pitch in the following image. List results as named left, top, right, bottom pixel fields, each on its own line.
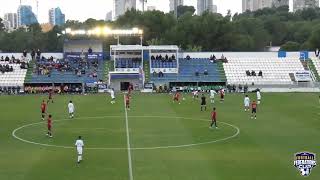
left=0, top=92, right=319, bottom=180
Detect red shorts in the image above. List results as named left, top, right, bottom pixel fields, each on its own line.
left=174, top=97, right=179, bottom=101
left=212, top=118, right=216, bottom=122
left=221, top=94, right=224, bottom=99
left=47, top=125, right=51, bottom=131
left=126, top=101, right=130, bottom=105
left=41, top=109, right=46, bottom=114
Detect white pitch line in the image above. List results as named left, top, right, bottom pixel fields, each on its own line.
left=123, top=95, right=134, bottom=180
left=12, top=116, right=240, bottom=150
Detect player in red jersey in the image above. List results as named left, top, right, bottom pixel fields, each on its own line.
left=220, top=89, right=225, bottom=102
left=125, top=94, right=130, bottom=110
left=128, top=83, right=133, bottom=95
left=173, top=92, right=181, bottom=104
left=210, top=107, right=218, bottom=129
left=41, top=100, right=47, bottom=121
left=251, top=101, right=257, bottom=119
left=47, top=114, right=53, bottom=137
left=47, top=89, right=54, bottom=104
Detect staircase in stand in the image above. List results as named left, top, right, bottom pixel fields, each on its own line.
left=307, top=60, right=320, bottom=82
left=143, top=60, right=150, bottom=83
left=24, top=59, right=35, bottom=83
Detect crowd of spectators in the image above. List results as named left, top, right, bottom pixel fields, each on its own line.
left=34, top=55, right=99, bottom=78
left=210, top=54, right=228, bottom=63
left=151, top=54, right=176, bottom=62
left=246, top=70, right=263, bottom=77
left=0, top=55, right=29, bottom=73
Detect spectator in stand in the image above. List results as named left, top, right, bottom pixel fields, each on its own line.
left=23, top=50, right=27, bottom=57
left=151, top=55, right=155, bottom=60
left=153, top=70, right=157, bottom=77
left=165, top=54, right=169, bottom=60
left=186, top=55, right=191, bottom=60
left=195, top=70, right=199, bottom=76
left=251, top=70, right=256, bottom=76
left=31, top=49, right=36, bottom=60
left=246, top=70, right=251, bottom=76
left=315, top=48, right=320, bottom=58
left=0, top=56, right=3, bottom=61
left=171, top=54, right=176, bottom=60
left=204, top=69, right=208, bottom=76
left=5, top=56, right=9, bottom=61
left=258, top=71, right=263, bottom=77
left=36, top=49, right=41, bottom=59
left=88, top=47, right=93, bottom=54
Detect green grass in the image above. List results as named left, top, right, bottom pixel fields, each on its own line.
left=1, top=93, right=320, bottom=180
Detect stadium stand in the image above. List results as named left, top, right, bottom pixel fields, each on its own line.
left=223, top=58, right=305, bottom=85
left=150, top=58, right=224, bottom=83
left=115, top=58, right=142, bottom=68
left=0, top=61, right=28, bottom=87
left=29, top=56, right=105, bottom=83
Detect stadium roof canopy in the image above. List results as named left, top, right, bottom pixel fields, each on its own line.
left=110, top=45, right=179, bottom=51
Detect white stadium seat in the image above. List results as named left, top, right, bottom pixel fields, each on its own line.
left=223, top=58, right=305, bottom=85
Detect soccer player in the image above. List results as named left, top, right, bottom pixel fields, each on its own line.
left=251, top=101, right=257, bottom=119
left=110, top=88, right=115, bottom=104
left=257, top=89, right=261, bottom=104
left=47, top=114, right=53, bottom=137
left=128, top=83, right=133, bottom=95
left=68, top=101, right=75, bottom=119
left=210, top=107, right=218, bottom=129
left=41, top=100, right=47, bottom=121
left=244, top=95, right=250, bottom=112
left=192, top=90, right=199, bottom=99
left=47, top=89, right=54, bottom=104
left=220, top=88, right=225, bottom=102
left=200, top=94, right=207, bottom=111
left=173, top=92, right=181, bottom=104
left=210, top=89, right=216, bottom=103
left=125, top=94, right=130, bottom=110
left=75, top=136, right=84, bottom=164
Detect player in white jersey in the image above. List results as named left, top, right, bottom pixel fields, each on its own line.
left=75, top=136, right=84, bottom=164
left=192, top=90, right=199, bottom=99
left=210, top=89, right=217, bottom=103
left=110, top=88, right=115, bottom=104
left=244, top=95, right=250, bottom=111
left=256, top=90, right=261, bottom=104
left=68, top=101, right=75, bottom=118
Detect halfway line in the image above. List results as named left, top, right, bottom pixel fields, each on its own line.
left=123, top=95, right=134, bottom=180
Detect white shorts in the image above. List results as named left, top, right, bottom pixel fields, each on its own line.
left=77, top=147, right=83, bottom=155
left=69, top=109, right=74, bottom=114
left=210, top=96, right=214, bottom=99
left=245, top=103, right=250, bottom=107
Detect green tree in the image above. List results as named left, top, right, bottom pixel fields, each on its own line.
left=0, top=18, right=5, bottom=32
left=280, top=41, right=301, bottom=51
left=177, top=5, right=195, bottom=18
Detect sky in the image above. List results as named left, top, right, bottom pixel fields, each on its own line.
left=0, top=0, right=314, bottom=23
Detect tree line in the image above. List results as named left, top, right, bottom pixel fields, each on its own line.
left=0, top=5, right=319, bottom=52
